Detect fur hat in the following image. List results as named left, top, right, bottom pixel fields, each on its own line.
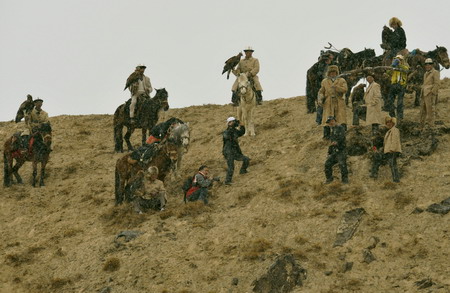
left=136, top=63, right=147, bottom=69
left=326, top=116, right=336, bottom=124
left=147, top=166, right=159, bottom=176
left=425, top=58, right=434, bottom=64
left=327, top=65, right=339, bottom=75
left=389, top=17, right=402, bottom=27
left=385, top=116, right=397, bottom=125
left=395, top=54, right=404, bottom=60
left=34, top=98, right=43, bottom=103
left=243, top=46, right=254, bottom=52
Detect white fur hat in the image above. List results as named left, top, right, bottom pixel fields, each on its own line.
left=136, top=63, right=147, bottom=68
left=395, top=54, right=404, bottom=60
left=227, top=117, right=236, bottom=123
left=425, top=58, right=433, bottom=64
left=243, top=46, right=254, bottom=52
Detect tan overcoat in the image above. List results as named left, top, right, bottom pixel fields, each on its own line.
left=26, top=108, right=49, bottom=131
left=130, top=75, right=153, bottom=96
left=364, top=82, right=383, bottom=125
left=232, top=57, right=262, bottom=91
left=421, top=68, right=440, bottom=97
left=318, top=77, right=348, bottom=125
left=384, top=126, right=402, bottom=153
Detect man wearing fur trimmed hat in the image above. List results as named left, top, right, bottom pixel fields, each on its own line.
left=420, top=58, right=440, bottom=127
left=231, top=46, right=263, bottom=105
left=382, top=17, right=407, bottom=58
left=318, top=65, right=348, bottom=138
left=26, top=98, right=49, bottom=133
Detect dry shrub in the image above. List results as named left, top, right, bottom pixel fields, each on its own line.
left=159, top=210, right=174, bottom=220
left=5, top=253, right=32, bottom=267
left=243, top=239, right=272, bottom=260
left=50, top=277, right=72, bottom=289
left=382, top=181, right=398, bottom=190
left=176, top=202, right=210, bottom=218
left=294, top=235, right=309, bottom=245
left=278, top=178, right=305, bottom=198
left=291, top=249, right=309, bottom=261
left=238, top=190, right=256, bottom=206
left=392, top=192, right=412, bottom=209
left=100, top=206, right=148, bottom=230
left=63, top=228, right=83, bottom=238
left=65, top=165, right=77, bottom=175
left=103, top=258, right=120, bottom=272
left=78, top=130, right=91, bottom=135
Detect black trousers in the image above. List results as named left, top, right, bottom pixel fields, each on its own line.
left=371, top=152, right=400, bottom=182
left=325, top=151, right=348, bottom=181
left=225, top=154, right=250, bottom=183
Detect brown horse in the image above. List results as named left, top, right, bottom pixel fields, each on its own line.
left=3, top=123, right=52, bottom=187
left=114, top=140, right=178, bottom=205
left=15, top=95, right=35, bottom=123
left=113, top=88, right=169, bottom=152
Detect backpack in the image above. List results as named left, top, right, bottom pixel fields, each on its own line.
left=181, top=175, right=195, bottom=203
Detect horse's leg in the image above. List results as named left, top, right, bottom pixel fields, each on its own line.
left=249, top=107, right=255, bottom=136
left=32, top=160, right=38, bottom=187
left=124, top=126, right=135, bottom=151
left=11, top=159, right=25, bottom=185
left=114, top=124, right=124, bottom=153
left=414, top=87, right=421, bottom=107
left=3, top=153, right=12, bottom=187
left=39, top=159, right=47, bottom=187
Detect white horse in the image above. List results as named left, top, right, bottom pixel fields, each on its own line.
left=167, top=122, right=190, bottom=176
left=236, top=73, right=256, bottom=136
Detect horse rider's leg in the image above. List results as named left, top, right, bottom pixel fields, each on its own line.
left=231, top=91, right=239, bottom=106
left=141, top=128, right=147, bottom=146
left=130, top=95, right=137, bottom=120
left=124, top=126, right=135, bottom=151
left=32, top=160, right=38, bottom=187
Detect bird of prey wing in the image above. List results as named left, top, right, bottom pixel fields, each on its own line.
left=124, top=71, right=142, bottom=91
left=222, top=52, right=243, bottom=79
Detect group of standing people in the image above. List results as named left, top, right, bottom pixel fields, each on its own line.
left=318, top=16, right=441, bottom=184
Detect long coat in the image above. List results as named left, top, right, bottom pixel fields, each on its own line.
left=318, top=77, right=348, bottom=125
left=26, top=108, right=49, bottom=131
left=422, top=68, right=440, bottom=97
left=130, top=75, right=153, bottom=96
left=384, top=126, right=402, bottom=153
left=232, top=57, right=262, bottom=91
left=364, top=82, right=383, bottom=125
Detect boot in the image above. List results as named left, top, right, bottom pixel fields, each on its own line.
left=256, top=91, right=263, bottom=105
left=231, top=92, right=239, bottom=106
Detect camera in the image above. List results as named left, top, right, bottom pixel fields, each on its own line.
left=233, top=120, right=240, bottom=127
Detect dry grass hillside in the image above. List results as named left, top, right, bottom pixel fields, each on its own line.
left=1, top=80, right=450, bottom=293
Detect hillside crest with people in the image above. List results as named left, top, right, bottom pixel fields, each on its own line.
left=1, top=81, right=450, bottom=292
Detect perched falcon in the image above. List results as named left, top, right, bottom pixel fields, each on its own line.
left=124, top=70, right=143, bottom=91
left=222, top=52, right=243, bottom=79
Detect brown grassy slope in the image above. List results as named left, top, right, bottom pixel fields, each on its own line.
left=1, top=83, right=450, bottom=293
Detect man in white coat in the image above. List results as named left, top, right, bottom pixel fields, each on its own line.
left=129, top=64, right=153, bottom=123
left=364, top=74, right=383, bottom=135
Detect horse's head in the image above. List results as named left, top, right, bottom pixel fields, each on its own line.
left=15, top=95, right=34, bottom=123
left=168, top=123, right=190, bottom=149
left=237, top=73, right=251, bottom=95
left=33, top=124, right=52, bottom=154
left=154, top=88, right=169, bottom=111
left=435, top=46, right=450, bottom=69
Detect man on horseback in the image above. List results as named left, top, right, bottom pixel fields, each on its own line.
left=126, top=64, right=153, bottom=124
left=381, top=17, right=407, bottom=60
left=26, top=98, right=49, bottom=134
left=231, top=46, right=263, bottom=106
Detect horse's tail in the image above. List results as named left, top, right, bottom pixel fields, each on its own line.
left=4, top=152, right=11, bottom=187
left=113, top=105, right=124, bottom=153
left=114, top=166, right=122, bottom=205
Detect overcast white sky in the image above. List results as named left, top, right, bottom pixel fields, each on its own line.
left=1, top=0, right=449, bottom=122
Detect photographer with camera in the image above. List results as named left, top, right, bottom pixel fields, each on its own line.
left=324, top=116, right=349, bottom=184
left=185, top=165, right=219, bottom=204
left=222, top=116, right=250, bottom=185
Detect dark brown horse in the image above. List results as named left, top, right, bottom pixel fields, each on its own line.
left=15, top=95, right=35, bottom=123
left=114, top=140, right=178, bottom=205
left=113, top=88, right=169, bottom=152
left=3, top=123, right=52, bottom=187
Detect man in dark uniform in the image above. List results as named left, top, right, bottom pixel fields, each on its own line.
left=324, top=116, right=349, bottom=184
left=222, top=116, right=250, bottom=185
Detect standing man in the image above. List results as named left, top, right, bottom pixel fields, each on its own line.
left=231, top=46, right=263, bottom=105
left=373, top=117, right=401, bottom=183
left=420, top=58, right=440, bottom=128
left=26, top=98, right=50, bottom=133
left=386, top=55, right=409, bottom=121
left=315, top=52, right=335, bottom=124
left=324, top=116, right=349, bottom=184
left=318, top=65, right=348, bottom=139
left=364, top=74, right=383, bottom=135
left=128, top=64, right=153, bottom=123
left=222, top=117, right=250, bottom=185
